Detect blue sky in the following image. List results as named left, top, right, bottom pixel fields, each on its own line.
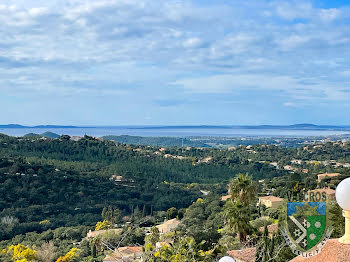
left=1, top=0, right=350, bottom=125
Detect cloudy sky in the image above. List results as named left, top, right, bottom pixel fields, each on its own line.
left=1, top=0, right=350, bottom=125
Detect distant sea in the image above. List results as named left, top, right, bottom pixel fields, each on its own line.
left=1, top=127, right=350, bottom=137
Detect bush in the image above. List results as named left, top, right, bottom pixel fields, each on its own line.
left=250, top=217, right=274, bottom=229
left=265, top=208, right=280, bottom=219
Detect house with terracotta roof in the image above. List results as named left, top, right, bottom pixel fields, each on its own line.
left=289, top=239, right=350, bottom=262
left=284, top=165, right=293, bottom=171
left=308, top=187, right=336, bottom=200
left=110, top=175, right=123, bottom=182
left=227, top=247, right=256, bottom=262
left=317, top=173, right=340, bottom=183
left=258, top=223, right=279, bottom=237
left=103, top=246, right=142, bottom=262
left=258, top=196, right=284, bottom=208
left=156, top=218, right=181, bottom=234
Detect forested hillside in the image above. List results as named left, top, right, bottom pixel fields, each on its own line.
left=1, top=134, right=350, bottom=261
left=102, top=135, right=208, bottom=147
left=0, top=134, right=289, bottom=242
left=0, top=133, right=287, bottom=183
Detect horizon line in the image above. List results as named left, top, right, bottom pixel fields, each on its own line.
left=2, top=123, right=350, bottom=128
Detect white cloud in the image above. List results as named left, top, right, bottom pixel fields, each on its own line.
left=28, top=7, right=48, bottom=17
left=284, top=102, right=296, bottom=107
left=276, top=35, right=309, bottom=50
left=63, top=0, right=121, bottom=20
left=1, top=0, right=350, bottom=125
left=175, top=73, right=350, bottom=104
left=176, top=74, right=305, bottom=94
left=0, top=0, right=350, bottom=103
left=275, top=1, right=313, bottom=20
left=319, top=8, right=341, bottom=22
left=339, top=70, right=350, bottom=76
left=183, top=37, right=201, bottom=48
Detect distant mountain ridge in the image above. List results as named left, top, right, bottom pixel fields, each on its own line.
left=1, top=124, right=350, bottom=130
left=0, top=124, right=79, bottom=128
left=23, top=131, right=60, bottom=138
left=126, top=124, right=350, bottom=130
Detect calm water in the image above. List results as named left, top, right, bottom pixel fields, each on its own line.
left=1, top=127, right=350, bottom=137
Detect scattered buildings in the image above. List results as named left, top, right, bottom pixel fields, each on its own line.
left=109, top=175, right=135, bottom=185
left=110, top=175, right=123, bottom=182
left=291, top=159, right=302, bottom=165
left=70, top=136, right=82, bottom=141
left=198, top=156, right=213, bottom=163
left=163, top=154, right=184, bottom=160
left=258, top=196, right=284, bottom=208
left=307, top=160, right=350, bottom=168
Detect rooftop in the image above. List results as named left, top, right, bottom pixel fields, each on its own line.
left=258, top=196, right=284, bottom=202
left=258, top=223, right=278, bottom=234
left=221, top=195, right=231, bottom=201
left=227, top=247, right=256, bottom=262
left=156, top=218, right=181, bottom=233
left=289, top=239, right=350, bottom=262
left=309, top=187, right=335, bottom=195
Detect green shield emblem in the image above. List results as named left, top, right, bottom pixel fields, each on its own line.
left=287, top=202, right=327, bottom=251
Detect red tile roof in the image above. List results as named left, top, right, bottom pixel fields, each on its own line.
left=119, top=246, right=142, bottom=253
left=258, top=223, right=279, bottom=234
left=309, top=187, right=335, bottom=195
left=289, top=239, right=350, bottom=262
left=221, top=195, right=231, bottom=201
left=258, top=196, right=284, bottom=202
left=227, top=247, right=256, bottom=262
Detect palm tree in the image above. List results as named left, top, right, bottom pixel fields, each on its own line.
left=224, top=173, right=257, bottom=243
left=228, top=173, right=257, bottom=205
left=224, top=199, right=251, bottom=243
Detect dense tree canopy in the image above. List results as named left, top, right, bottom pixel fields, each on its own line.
left=1, top=133, right=350, bottom=261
